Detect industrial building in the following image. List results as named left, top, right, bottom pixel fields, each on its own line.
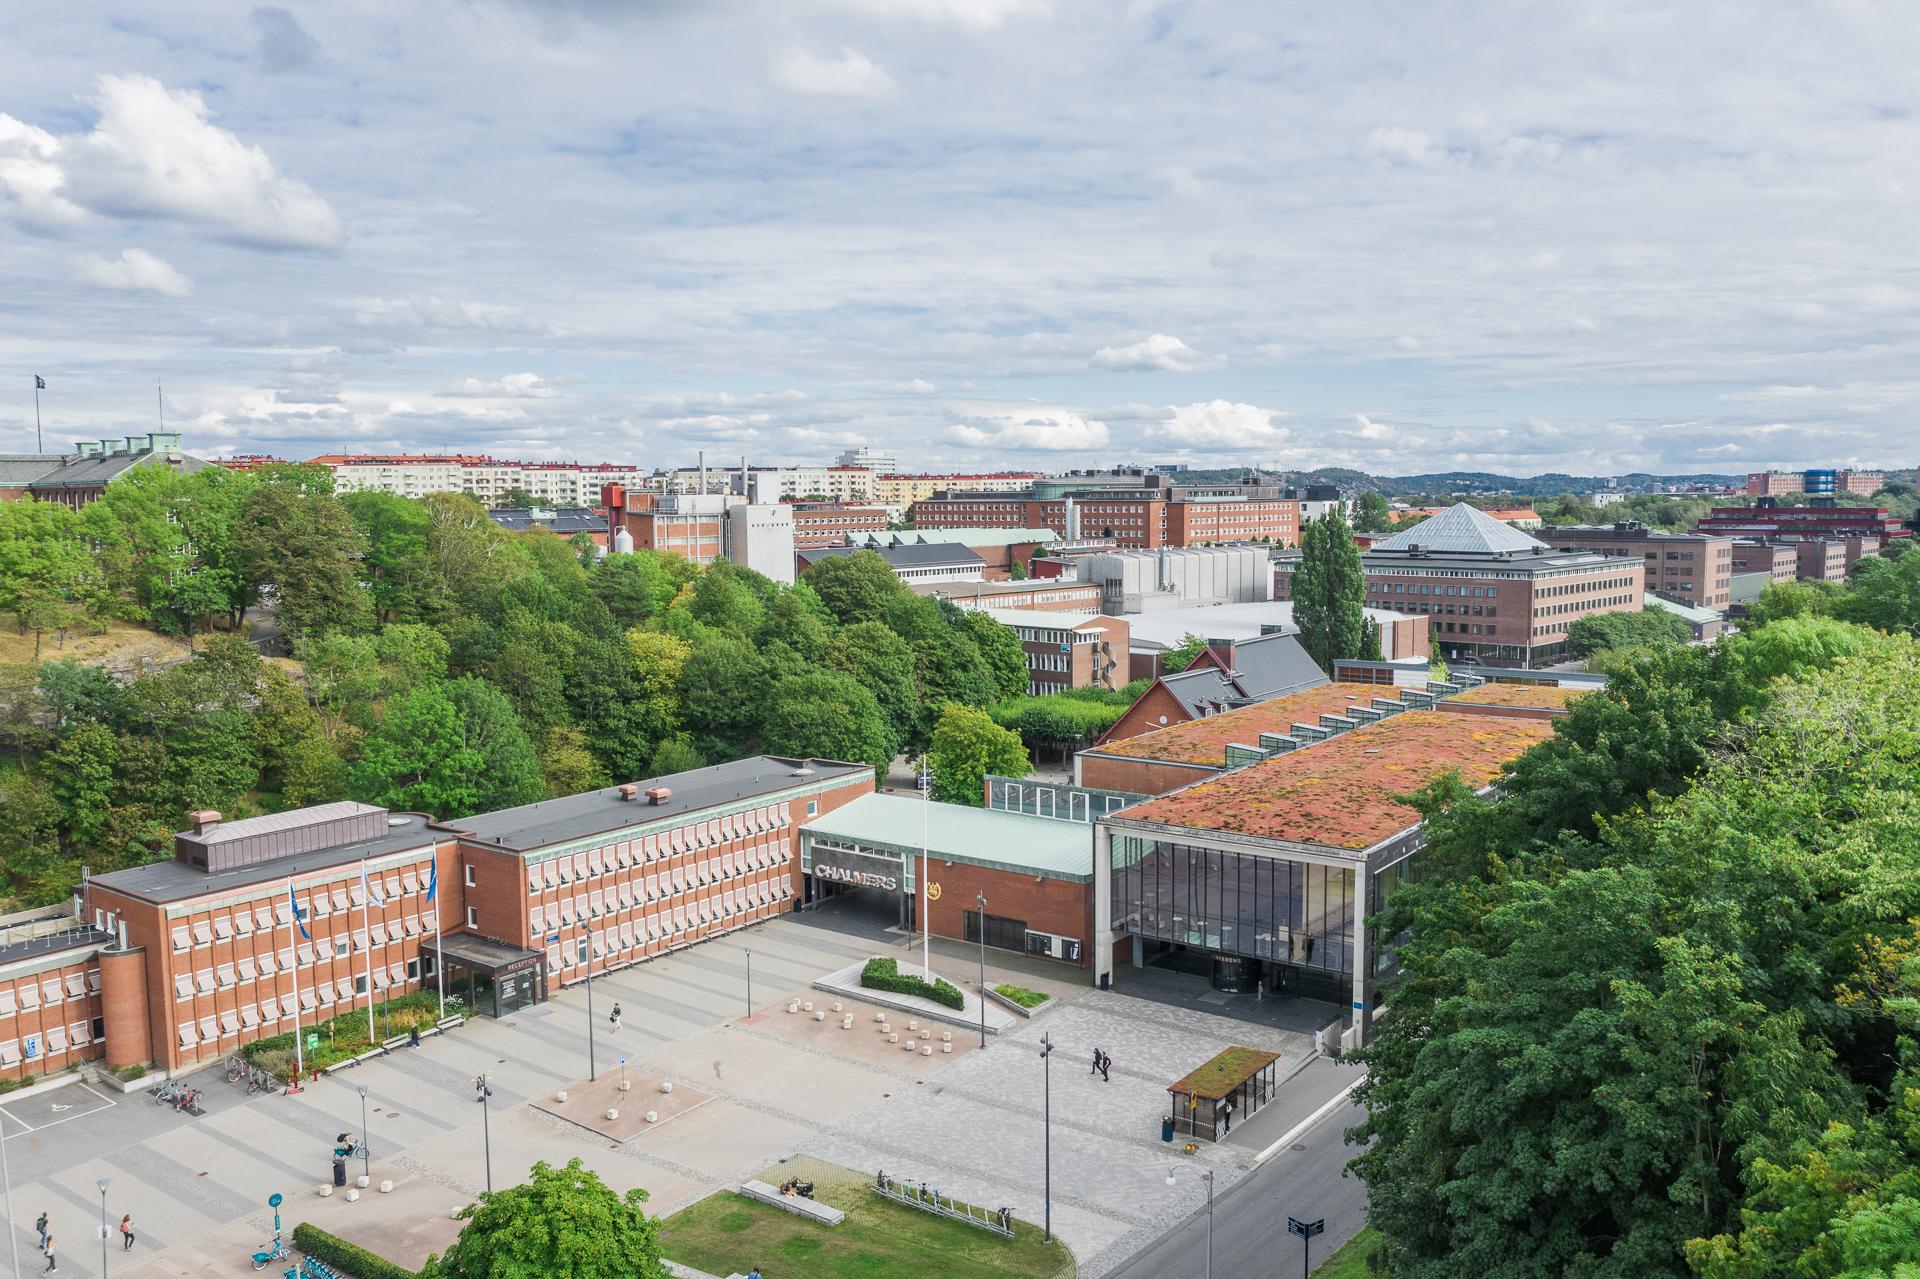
left=601, top=484, right=799, bottom=585
left=847, top=528, right=1059, bottom=581
left=1075, top=546, right=1274, bottom=615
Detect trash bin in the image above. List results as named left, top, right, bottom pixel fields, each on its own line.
left=1161, top=1119, right=1174, bottom=1143
left=333, top=1158, right=347, bottom=1187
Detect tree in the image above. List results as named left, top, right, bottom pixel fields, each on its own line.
left=445, top=676, right=545, bottom=812
left=591, top=553, right=676, bottom=628
left=677, top=635, right=770, bottom=757
left=235, top=482, right=375, bottom=639
left=1161, top=632, right=1209, bottom=673
left=492, top=488, right=538, bottom=509
left=539, top=726, right=609, bottom=798
left=349, top=683, right=483, bottom=817
left=1833, top=551, right=1920, bottom=634
left=0, top=500, right=108, bottom=655
left=926, top=703, right=1029, bottom=805
left=424, top=1157, right=668, bottom=1279
left=1352, top=490, right=1395, bottom=534
left=645, top=735, right=704, bottom=775
left=962, top=611, right=1030, bottom=700
left=802, top=550, right=905, bottom=624
left=342, top=490, right=441, bottom=623
left=823, top=621, right=920, bottom=760
left=1290, top=508, right=1366, bottom=671
left=1565, top=607, right=1693, bottom=657
left=762, top=668, right=893, bottom=775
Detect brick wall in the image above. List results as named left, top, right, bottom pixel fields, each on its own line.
left=0, top=951, right=106, bottom=1081
left=922, top=863, right=1094, bottom=967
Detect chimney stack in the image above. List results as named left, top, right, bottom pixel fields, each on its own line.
left=645, top=786, right=673, bottom=805
left=617, top=784, right=639, bottom=801
left=699, top=450, right=707, bottom=495
left=188, top=809, right=222, bottom=834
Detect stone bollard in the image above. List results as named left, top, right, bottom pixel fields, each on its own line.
left=346, top=1188, right=360, bottom=1203
left=318, top=1185, right=333, bottom=1198
left=449, top=1207, right=462, bottom=1220
left=607, top=1108, right=619, bottom=1121
left=357, top=1175, right=371, bottom=1189
left=922, top=1045, right=933, bottom=1056
left=619, top=1080, right=632, bottom=1092
left=660, top=1081, right=673, bottom=1094
left=905, top=1039, right=916, bottom=1052
left=379, top=1180, right=394, bottom=1194
left=832, top=1001, right=843, bottom=1013
left=908, top=1020, right=918, bottom=1032
left=803, top=1001, right=813, bottom=1012
left=556, top=1089, right=569, bottom=1102
left=645, top=1110, right=658, bottom=1123
left=888, top=1032, right=899, bottom=1044
left=788, top=1002, right=799, bottom=1014
left=942, top=1031, right=952, bottom=1043
left=943, top=1042, right=952, bottom=1053
left=813, top=1010, right=825, bottom=1022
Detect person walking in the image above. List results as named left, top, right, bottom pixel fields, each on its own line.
left=747, top=1268, right=762, bottom=1279
left=120, top=1214, right=135, bottom=1251
left=408, top=1023, right=421, bottom=1048
left=34, top=1213, right=47, bottom=1250
left=41, top=1230, right=55, bottom=1273
left=1099, top=1051, right=1111, bottom=1083
left=1090, top=1047, right=1102, bottom=1077
left=609, top=1003, right=623, bottom=1030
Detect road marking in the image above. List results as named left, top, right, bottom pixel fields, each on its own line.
left=0, top=1081, right=118, bottom=1137
left=1250, top=1076, right=1362, bottom=1165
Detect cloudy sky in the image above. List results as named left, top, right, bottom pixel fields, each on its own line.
left=2, top=1, right=1917, bottom=477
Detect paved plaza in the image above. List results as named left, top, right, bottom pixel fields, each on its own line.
left=0, top=914, right=1326, bottom=1278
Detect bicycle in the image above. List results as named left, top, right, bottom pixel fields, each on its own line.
left=226, top=1054, right=249, bottom=1084
left=151, top=1081, right=183, bottom=1106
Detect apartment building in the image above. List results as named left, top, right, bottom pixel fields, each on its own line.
left=871, top=472, right=1042, bottom=507
left=1745, top=469, right=1884, bottom=497
left=913, top=480, right=1299, bottom=550
left=1542, top=523, right=1734, bottom=609
left=312, top=454, right=646, bottom=505
left=791, top=504, right=891, bottom=548
left=976, top=609, right=1129, bottom=695
left=1277, top=504, right=1643, bottom=667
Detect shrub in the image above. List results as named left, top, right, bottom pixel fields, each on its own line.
left=860, top=956, right=965, bottom=1010
left=993, top=983, right=1050, bottom=1009
left=292, top=1222, right=419, bottom=1279
left=117, top=1063, right=147, bottom=1082
left=244, top=990, right=447, bottom=1072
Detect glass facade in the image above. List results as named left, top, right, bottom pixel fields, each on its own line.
left=1110, top=836, right=1355, bottom=975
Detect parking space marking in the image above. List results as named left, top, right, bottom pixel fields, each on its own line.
left=0, top=1081, right=118, bottom=1135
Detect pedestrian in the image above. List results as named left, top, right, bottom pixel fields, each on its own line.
left=42, top=1231, right=54, bottom=1273
left=34, top=1212, right=46, bottom=1250
left=610, top=1003, right=623, bottom=1030
left=408, top=1023, right=421, bottom=1048
left=1099, top=1051, right=1111, bottom=1083
left=1090, top=1047, right=1101, bottom=1077
left=747, top=1268, right=762, bottom=1279
left=1220, top=1095, right=1233, bottom=1134
left=120, top=1214, right=134, bottom=1251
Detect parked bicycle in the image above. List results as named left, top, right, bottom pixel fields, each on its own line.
left=150, top=1081, right=184, bottom=1106
left=226, top=1054, right=250, bottom=1084
left=170, top=1087, right=201, bottom=1113
left=250, top=1233, right=290, bottom=1270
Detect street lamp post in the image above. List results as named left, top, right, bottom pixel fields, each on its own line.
left=356, top=1085, right=371, bottom=1180
left=1039, top=1031, right=1054, bottom=1242
left=975, top=892, right=988, bottom=1049
left=745, top=948, right=753, bottom=1019
left=474, top=1074, right=493, bottom=1194
left=1166, top=1168, right=1215, bottom=1279
left=549, top=928, right=595, bottom=1081
left=97, top=1177, right=109, bottom=1279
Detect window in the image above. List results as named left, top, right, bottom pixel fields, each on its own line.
left=806, top=801, right=818, bottom=817
left=464, top=864, right=477, bottom=888
left=576, top=939, right=589, bottom=965
left=466, top=906, right=478, bottom=928
left=334, top=938, right=350, bottom=959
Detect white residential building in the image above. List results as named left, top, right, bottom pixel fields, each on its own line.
left=310, top=454, right=646, bottom=505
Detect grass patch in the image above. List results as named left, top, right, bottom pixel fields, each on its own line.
left=241, top=990, right=449, bottom=1076
left=1313, top=1226, right=1386, bottom=1278
left=993, top=983, right=1050, bottom=1009
left=660, top=1169, right=1073, bottom=1279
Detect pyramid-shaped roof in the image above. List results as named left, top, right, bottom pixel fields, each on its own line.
left=1370, top=503, right=1548, bottom=555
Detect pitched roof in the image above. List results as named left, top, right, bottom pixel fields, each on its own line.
left=1369, top=503, right=1548, bottom=555
left=0, top=454, right=63, bottom=485
left=1093, top=683, right=1411, bottom=765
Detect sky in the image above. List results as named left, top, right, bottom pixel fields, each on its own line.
left=2, top=1, right=1918, bottom=478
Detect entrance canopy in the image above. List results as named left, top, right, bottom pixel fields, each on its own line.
left=421, top=932, right=542, bottom=976
left=421, top=932, right=546, bottom=1018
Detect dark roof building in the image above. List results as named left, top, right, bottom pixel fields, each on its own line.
left=795, top=540, right=986, bottom=585
left=0, top=432, right=209, bottom=508
left=1094, top=631, right=1329, bottom=747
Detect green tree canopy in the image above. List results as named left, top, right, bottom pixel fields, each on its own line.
left=1564, top=607, right=1693, bottom=657
left=762, top=668, right=893, bottom=776
left=425, top=1157, right=667, bottom=1279
left=1290, top=507, right=1366, bottom=672
left=926, top=702, right=1030, bottom=805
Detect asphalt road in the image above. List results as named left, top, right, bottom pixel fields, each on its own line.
left=1110, top=1100, right=1369, bottom=1279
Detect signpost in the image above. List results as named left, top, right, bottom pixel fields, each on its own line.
left=1288, top=1217, right=1325, bottom=1278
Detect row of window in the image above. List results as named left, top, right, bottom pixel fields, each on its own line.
left=543, top=879, right=793, bottom=972
left=169, top=867, right=435, bottom=952
left=1385, top=601, right=1499, bottom=618
left=176, top=960, right=422, bottom=1050
left=0, top=968, right=99, bottom=1017
left=528, top=860, right=785, bottom=930
left=0, top=1017, right=104, bottom=1068
left=171, top=918, right=430, bottom=1001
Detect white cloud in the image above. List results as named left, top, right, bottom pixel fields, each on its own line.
left=0, top=115, right=86, bottom=233
left=1090, top=334, right=1225, bottom=372
left=819, top=0, right=1043, bottom=28
left=76, top=248, right=193, bottom=297
left=951, top=409, right=1109, bottom=451
left=775, top=48, right=895, bottom=98
left=30, top=75, right=345, bottom=250
left=1368, top=126, right=1434, bottom=164
left=1154, top=401, right=1288, bottom=449
left=1352, top=413, right=1392, bottom=441
left=351, top=294, right=551, bottom=334
left=440, top=372, right=558, bottom=398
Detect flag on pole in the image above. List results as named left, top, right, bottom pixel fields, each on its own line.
left=290, top=887, right=310, bottom=940
left=34, top=375, right=46, bottom=390
left=425, top=859, right=437, bottom=903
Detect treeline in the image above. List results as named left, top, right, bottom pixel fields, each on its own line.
left=1352, top=557, right=1920, bottom=1274
left=0, top=465, right=1032, bottom=904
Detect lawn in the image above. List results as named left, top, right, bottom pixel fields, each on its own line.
left=659, top=1161, right=1073, bottom=1279
left=993, top=982, right=1051, bottom=1009
left=1314, top=1226, right=1385, bottom=1278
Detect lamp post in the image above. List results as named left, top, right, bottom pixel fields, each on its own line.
left=1287, top=1217, right=1325, bottom=1278
left=975, top=892, right=988, bottom=1049
left=356, top=1085, right=371, bottom=1180
left=473, top=1074, right=493, bottom=1194
left=96, top=1177, right=109, bottom=1279
left=549, top=928, right=594, bottom=1081
left=1166, top=1168, right=1214, bottom=1279
left=918, top=755, right=931, bottom=980
left=745, top=948, right=753, bottom=1019
left=0, top=1109, right=21, bottom=1279
left=1039, top=1031, right=1054, bottom=1242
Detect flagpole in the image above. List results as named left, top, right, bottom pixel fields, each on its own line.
left=431, top=860, right=445, bottom=1019
left=360, top=861, right=376, bottom=1046
left=286, top=877, right=305, bottom=1083
left=33, top=376, right=43, bottom=453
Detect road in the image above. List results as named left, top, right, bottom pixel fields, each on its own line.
left=1110, top=1100, right=1368, bottom=1279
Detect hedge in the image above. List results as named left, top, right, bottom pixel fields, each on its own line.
left=861, top=956, right=965, bottom=1010
left=292, top=1222, right=419, bottom=1279
left=243, top=990, right=447, bottom=1076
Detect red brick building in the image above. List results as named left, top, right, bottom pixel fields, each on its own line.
left=1541, top=523, right=1735, bottom=610
left=791, top=504, right=891, bottom=549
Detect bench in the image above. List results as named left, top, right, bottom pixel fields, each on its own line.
left=738, top=1179, right=846, bottom=1226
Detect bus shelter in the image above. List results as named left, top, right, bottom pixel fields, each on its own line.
left=1167, top=1046, right=1282, bottom=1143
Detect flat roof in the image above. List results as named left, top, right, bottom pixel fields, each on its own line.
left=978, top=607, right=1104, bottom=630
left=1443, top=683, right=1589, bottom=711
left=801, top=792, right=1092, bottom=882
left=441, top=756, right=870, bottom=853
left=1121, top=602, right=1417, bottom=651
left=1092, top=684, right=1412, bottom=766
left=1109, top=710, right=1553, bottom=851
left=90, top=813, right=440, bottom=905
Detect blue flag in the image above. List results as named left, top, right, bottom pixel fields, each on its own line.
left=290, top=887, right=310, bottom=940
left=425, top=860, right=437, bottom=904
